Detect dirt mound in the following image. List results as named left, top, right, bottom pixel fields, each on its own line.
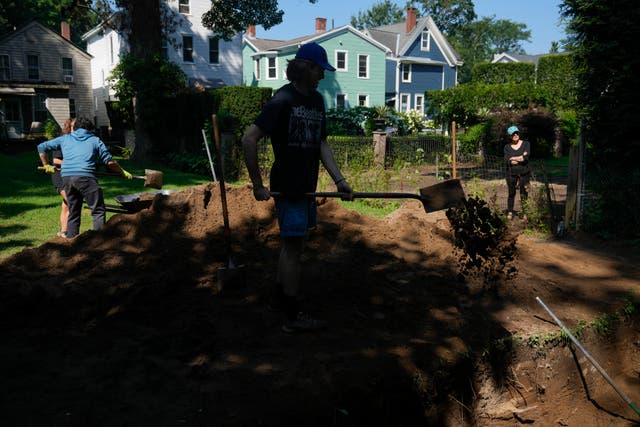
left=1, top=184, right=639, bottom=426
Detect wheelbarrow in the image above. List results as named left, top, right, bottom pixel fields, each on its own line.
left=104, top=190, right=175, bottom=213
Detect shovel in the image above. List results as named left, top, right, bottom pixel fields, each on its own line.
left=38, top=166, right=163, bottom=189
left=212, top=114, right=246, bottom=289
left=272, top=179, right=466, bottom=213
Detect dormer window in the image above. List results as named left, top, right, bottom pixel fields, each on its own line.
left=421, top=30, right=430, bottom=51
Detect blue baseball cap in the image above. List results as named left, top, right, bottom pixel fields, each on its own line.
left=295, top=42, right=336, bottom=71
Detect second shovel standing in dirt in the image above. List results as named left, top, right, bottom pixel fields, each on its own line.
left=212, top=114, right=246, bottom=289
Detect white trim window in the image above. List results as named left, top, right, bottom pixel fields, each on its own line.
left=421, top=30, right=430, bottom=51
left=357, top=94, right=369, bottom=107
left=182, top=35, right=194, bottom=62
left=335, top=50, right=347, bottom=71
left=0, top=54, right=10, bottom=80
left=209, top=37, right=219, bottom=64
left=414, top=94, right=424, bottom=114
left=62, top=57, right=73, bottom=80
left=336, top=93, right=347, bottom=109
left=266, top=56, right=277, bottom=79
left=401, top=63, right=411, bottom=82
left=178, top=0, right=190, bottom=14
left=357, top=54, right=369, bottom=79
left=254, top=58, right=261, bottom=80
left=400, top=93, right=410, bottom=112
left=27, top=54, right=39, bottom=80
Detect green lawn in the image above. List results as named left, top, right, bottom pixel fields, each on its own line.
left=0, top=150, right=210, bottom=260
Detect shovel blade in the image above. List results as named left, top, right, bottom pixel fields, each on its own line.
left=217, top=263, right=247, bottom=290
left=144, top=169, right=163, bottom=189
left=419, top=179, right=466, bottom=212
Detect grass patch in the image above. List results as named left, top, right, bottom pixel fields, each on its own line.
left=0, top=151, right=210, bottom=260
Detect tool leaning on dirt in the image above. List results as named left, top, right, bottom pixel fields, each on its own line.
left=271, top=179, right=466, bottom=213
left=38, top=166, right=163, bottom=190
left=212, top=114, right=246, bottom=289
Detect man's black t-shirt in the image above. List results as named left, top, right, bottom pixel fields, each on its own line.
left=254, top=83, right=327, bottom=196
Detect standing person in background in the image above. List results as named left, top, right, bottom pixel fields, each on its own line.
left=51, top=118, right=74, bottom=238
left=242, top=42, right=353, bottom=333
left=504, top=125, right=531, bottom=221
left=37, top=117, right=133, bottom=238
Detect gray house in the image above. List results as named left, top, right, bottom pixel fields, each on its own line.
left=0, top=21, right=92, bottom=139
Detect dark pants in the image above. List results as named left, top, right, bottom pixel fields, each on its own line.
left=63, top=176, right=106, bottom=238
left=506, top=173, right=530, bottom=213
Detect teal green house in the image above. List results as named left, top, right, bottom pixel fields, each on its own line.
left=242, top=19, right=390, bottom=109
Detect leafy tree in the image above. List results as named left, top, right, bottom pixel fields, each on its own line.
left=0, top=0, right=97, bottom=45
left=350, top=0, right=405, bottom=30
left=561, top=0, right=640, bottom=236
left=452, top=16, right=530, bottom=83
left=414, top=0, right=476, bottom=36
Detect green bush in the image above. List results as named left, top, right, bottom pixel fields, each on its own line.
left=43, top=119, right=61, bottom=139
left=472, top=62, right=536, bottom=84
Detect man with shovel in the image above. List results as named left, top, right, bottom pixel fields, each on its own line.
left=37, top=116, right=133, bottom=238
left=242, top=42, right=353, bottom=333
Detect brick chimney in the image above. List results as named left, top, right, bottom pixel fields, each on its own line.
left=246, top=24, right=256, bottom=38
left=61, top=21, right=71, bottom=41
left=315, top=17, right=327, bottom=33
left=406, top=8, right=417, bottom=34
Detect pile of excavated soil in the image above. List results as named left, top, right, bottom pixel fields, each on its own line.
left=1, top=183, right=639, bottom=426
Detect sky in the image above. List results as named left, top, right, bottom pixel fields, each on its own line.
left=259, top=0, right=568, bottom=55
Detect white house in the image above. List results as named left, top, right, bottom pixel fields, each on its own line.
left=81, top=0, right=242, bottom=130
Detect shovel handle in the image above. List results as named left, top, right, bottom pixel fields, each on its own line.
left=270, top=191, right=421, bottom=201
left=37, top=166, right=144, bottom=180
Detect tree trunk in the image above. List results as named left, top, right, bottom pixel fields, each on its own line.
left=122, top=0, right=162, bottom=160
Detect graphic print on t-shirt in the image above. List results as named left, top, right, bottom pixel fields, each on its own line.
left=288, top=105, right=322, bottom=148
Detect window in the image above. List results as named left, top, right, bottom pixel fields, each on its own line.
left=62, top=57, right=73, bottom=81
left=335, top=51, right=347, bottom=71
left=254, top=58, right=261, bottom=80
left=209, top=37, right=219, bottom=64
left=357, top=94, right=369, bottom=107
left=27, top=55, right=39, bottom=80
left=34, top=94, right=47, bottom=122
left=357, top=54, right=369, bottom=78
left=69, top=98, right=76, bottom=119
left=109, top=34, right=115, bottom=64
left=161, top=37, right=168, bottom=59
left=421, top=30, right=430, bottom=51
left=0, top=55, right=9, bottom=80
left=267, top=57, right=277, bottom=79
left=414, top=94, right=424, bottom=114
left=401, top=63, right=411, bottom=82
left=400, top=94, right=410, bottom=112
left=178, top=0, right=190, bottom=14
left=182, top=35, right=193, bottom=62
left=336, top=94, right=347, bottom=109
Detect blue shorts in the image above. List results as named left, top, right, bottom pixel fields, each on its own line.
left=275, top=197, right=317, bottom=237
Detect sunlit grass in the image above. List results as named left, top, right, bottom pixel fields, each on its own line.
left=0, top=150, right=209, bottom=260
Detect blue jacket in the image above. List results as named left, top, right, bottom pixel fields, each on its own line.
left=37, top=129, right=113, bottom=178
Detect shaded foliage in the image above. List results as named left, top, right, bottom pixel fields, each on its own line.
left=561, top=0, right=640, bottom=236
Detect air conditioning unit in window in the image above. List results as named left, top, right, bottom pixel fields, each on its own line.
left=63, top=75, right=74, bottom=83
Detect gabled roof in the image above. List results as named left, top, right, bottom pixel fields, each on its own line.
left=81, top=12, right=121, bottom=41
left=365, top=16, right=462, bottom=67
left=0, top=20, right=92, bottom=60
left=492, top=52, right=543, bottom=64
left=244, top=25, right=390, bottom=57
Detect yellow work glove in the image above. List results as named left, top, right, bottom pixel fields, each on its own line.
left=43, top=164, right=56, bottom=174
left=121, top=169, right=133, bottom=180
